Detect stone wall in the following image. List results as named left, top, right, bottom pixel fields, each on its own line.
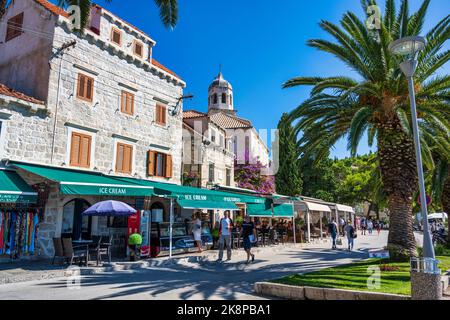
left=0, top=0, right=185, bottom=184
left=0, top=0, right=55, bottom=101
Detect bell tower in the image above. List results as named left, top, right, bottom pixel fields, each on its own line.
left=208, top=71, right=233, bottom=112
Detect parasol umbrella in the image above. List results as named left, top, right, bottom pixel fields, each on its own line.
left=82, top=200, right=137, bottom=217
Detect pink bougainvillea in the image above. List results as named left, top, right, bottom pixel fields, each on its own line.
left=234, top=158, right=275, bottom=194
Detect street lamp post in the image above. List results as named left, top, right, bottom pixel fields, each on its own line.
left=389, top=36, right=441, bottom=300
left=388, top=36, right=435, bottom=259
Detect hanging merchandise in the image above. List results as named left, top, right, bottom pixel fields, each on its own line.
left=0, top=211, right=40, bottom=258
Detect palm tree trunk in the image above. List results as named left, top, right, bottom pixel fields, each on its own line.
left=441, top=175, right=450, bottom=245
left=378, top=121, right=418, bottom=259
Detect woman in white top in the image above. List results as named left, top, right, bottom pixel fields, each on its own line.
left=192, top=212, right=203, bottom=253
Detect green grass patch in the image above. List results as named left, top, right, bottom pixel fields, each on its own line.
left=273, top=256, right=450, bottom=296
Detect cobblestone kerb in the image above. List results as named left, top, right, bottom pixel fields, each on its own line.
left=254, top=282, right=411, bottom=300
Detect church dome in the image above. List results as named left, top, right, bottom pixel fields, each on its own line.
left=208, top=72, right=233, bottom=91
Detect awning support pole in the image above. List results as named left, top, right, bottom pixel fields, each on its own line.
left=292, top=217, right=296, bottom=244
left=320, top=212, right=323, bottom=241
left=307, top=210, right=311, bottom=243
left=169, top=197, right=173, bottom=259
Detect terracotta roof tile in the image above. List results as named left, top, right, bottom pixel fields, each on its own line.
left=0, top=83, right=45, bottom=105
left=183, top=110, right=207, bottom=119
left=209, top=112, right=253, bottom=129
left=151, top=59, right=182, bottom=80
left=34, top=0, right=69, bottom=18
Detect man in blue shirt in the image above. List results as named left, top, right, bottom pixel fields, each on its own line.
left=217, top=211, right=233, bottom=262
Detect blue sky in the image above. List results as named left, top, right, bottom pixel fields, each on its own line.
left=67, top=0, right=448, bottom=158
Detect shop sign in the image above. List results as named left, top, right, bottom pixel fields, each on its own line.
left=184, top=194, right=207, bottom=201
left=98, top=187, right=127, bottom=195
left=0, top=193, right=37, bottom=204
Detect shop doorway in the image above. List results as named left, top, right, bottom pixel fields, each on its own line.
left=62, top=198, right=92, bottom=240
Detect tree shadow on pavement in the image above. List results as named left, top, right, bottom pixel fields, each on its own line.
left=32, top=247, right=372, bottom=300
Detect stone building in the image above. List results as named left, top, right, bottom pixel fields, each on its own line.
left=0, top=0, right=185, bottom=257
left=182, top=110, right=235, bottom=188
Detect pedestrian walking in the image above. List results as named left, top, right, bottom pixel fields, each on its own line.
left=339, top=217, right=345, bottom=236
left=360, top=217, right=366, bottom=235
left=192, top=212, right=203, bottom=253
left=217, top=211, right=233, bottom=262
left=240, top=215, right=256, bottom=264
left=328, top=218, right=339, bottom=249
left=367, top=219, right=373, bottom=235
left=355, top=216, right=361, bottom=231
left=344, top=221, right=356, bottom=251
left=375, top=220, right=381, bottom=235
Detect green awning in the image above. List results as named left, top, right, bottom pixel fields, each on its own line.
left=247, top=200, right=295, bottom=218
left=247, top=199, right=273, bottom=217
left=12, top=163, right=154, bottom=197
left=273, top=203, right=295, bottom=217
left=0, top=169, right=38, bottom=204
left=177, top=199, right=238, bottom=210
left=116, top=177, right=266, bottom=205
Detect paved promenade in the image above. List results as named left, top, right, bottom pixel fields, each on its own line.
left=0, top=231, right=391, bottom=300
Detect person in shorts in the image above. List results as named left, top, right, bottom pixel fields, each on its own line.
left=240, top=215, right=256, bottom=264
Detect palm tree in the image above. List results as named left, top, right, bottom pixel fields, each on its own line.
left=425, top=122, right=450, bottom=244
left=0, top=0, right=178, bottom=29
left=284, top=0, right=449, bottom=258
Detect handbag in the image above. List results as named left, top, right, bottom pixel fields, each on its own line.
left=336, top=238, right=342, bottom=245
left=249, top=235, right=255, bottom=243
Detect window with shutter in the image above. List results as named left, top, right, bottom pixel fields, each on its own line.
left=5, top=12, right=24, bottom=42
left=111, top=27, right=122, bottom=46
left=147, top=151, right=171, bottom=178
left=69, top=132, right=92, bottom=168
left=121, top=91, right=134, bottom=115
left=77, top=74, right=94, bottom=102
left=116, top=143, right=133, bottom=174
left=134, top=41, right=143, bottom=58
left=155, top=104, right=167, bottom=125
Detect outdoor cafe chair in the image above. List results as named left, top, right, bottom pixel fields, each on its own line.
left=88, top=236, right=102, bottom=266
left=62, top=238, right=89, bottom=266
left=96, top=235, right=112, bottom=265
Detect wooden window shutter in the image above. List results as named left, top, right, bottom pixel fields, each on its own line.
left=80, top=135, right=91, bottom=167
left=124, top=145, right=133, bottom=174
left=129, top=93, right=134, bottom=114
left=111, top=27, right=121, bottom=45
left=86, top=77, right=93, bottom=100
left=78, top=74, right=85, bottom=98
left=70, top=133, right=81, bottom=166
left=77, top=74, right=94, bottom=102
left=165, top=154, right=173, bottom=178
left=121, top=91, right=134, bottom=115
left=162, top=105, right=166, bottom=125
left=156, top=104, right=166, bottom=125
left=134, top=41, right=143, bottom=57
left=70, top=132, right=91, bottom=168
left=147, top=150, right=155, bottom=176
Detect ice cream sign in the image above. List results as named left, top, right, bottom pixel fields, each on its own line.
left=184, top=194, right=208, bottom=201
